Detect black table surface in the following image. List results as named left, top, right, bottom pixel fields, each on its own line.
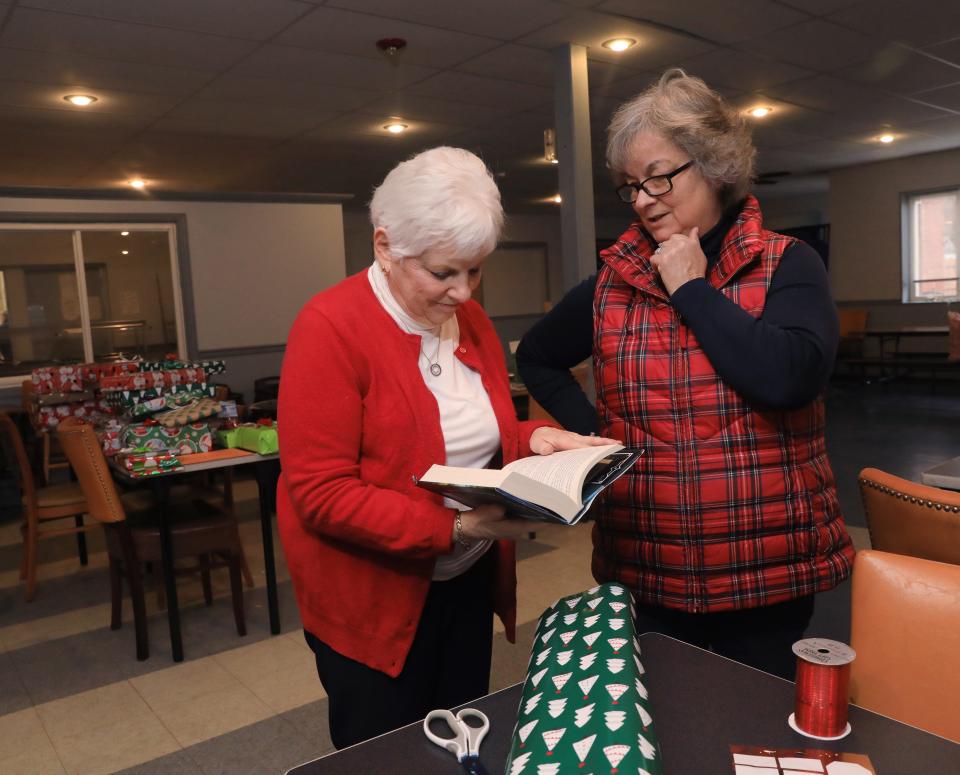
left=286, top=632, right=960, bottom=774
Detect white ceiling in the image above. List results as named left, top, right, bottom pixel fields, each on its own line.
left=0, top=0, right=958, bottom=213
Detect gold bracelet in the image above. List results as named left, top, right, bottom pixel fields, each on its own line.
left=455, top=511, right=471, bottom=550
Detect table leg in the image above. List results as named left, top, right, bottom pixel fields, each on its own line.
left=152, top=476, right=184, bottom=662
left=255, top=460, right=281, bottom=634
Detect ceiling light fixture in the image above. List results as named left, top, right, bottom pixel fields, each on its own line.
left=121, top=250, right=129, bottom=255
left=383, top=121, right=408, bottom=134
left=64, top=94, right=97, bottom=106
left=376, top=37, right=407, bottom=64
left=121, top=231, right=130, bottom=236
left=878, top=133, right=895, bottom=143
left=602, top=38, right=636, bottom=52
left=552, top=194, right=562, bottom=204
left=128, top=179, right=146, bottom=189
left=748, top=106, right=773, bottom=118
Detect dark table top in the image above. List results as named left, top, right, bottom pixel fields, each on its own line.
left=286, top=632, right=960, bottom=774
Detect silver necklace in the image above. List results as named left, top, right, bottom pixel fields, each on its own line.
left=421, top=333, right=442, bottom=377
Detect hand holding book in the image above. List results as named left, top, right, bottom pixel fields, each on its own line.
left=528, top=426, right=621, bottom=455
left=456, top=504, right=531, bottom=543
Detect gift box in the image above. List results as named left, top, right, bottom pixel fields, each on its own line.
left=504, top=583, right=663, bottom=775
left=118, top=448, right=182, bottom=477
left=97, top=420, right=125, bottom=457
left=100, top=367, right=207, bottom=391
left=79, top=360, right=142, bottom=384
left=155, top=397, right=221, bottom=428
left=37, top=399, right=112, bottom=430
left=31, top=366, right=84, bottom=393
left=215, top=426, right=241, bottom=449
left=235, top=421, right=278, bottom=455
left=138, top=358, right=226, bottom=375
left=104, top=383, right=215, bottom=417
left=121, top=421, right=213, bottom=454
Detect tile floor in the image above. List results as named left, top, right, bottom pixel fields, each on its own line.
left=1, top=381, right=953, bottom=774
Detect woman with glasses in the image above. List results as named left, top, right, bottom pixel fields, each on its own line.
left=517, top=70, right=854, bottom=680
left=278, top=146, right=610, bottom=749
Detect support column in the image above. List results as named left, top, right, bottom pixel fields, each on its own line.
left=553, top=43, right=596, bottom=291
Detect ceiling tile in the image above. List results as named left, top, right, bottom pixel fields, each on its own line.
left=326, top=0, right=572, bottom=40
left=922, top=37, right=960, bottom=68
left=737, top=19, right=881, bottom=72
left=0, top=7, right=258, bottom=70
left=598, top=0, right=808, bottom=45
left=406, top=71, right=553, bottom=111
left=274, top=7, right=501, bottom=69
left=828, top=0, right=960, bottom=48
left=909, top=82, right=960, bottom=112
left=517, top=11, right=715, bottom=67
left=353, top=92, right=519, bottom=128
left=194, top=75, right=384, bottom=112
left=677, top=48, right=813, bottom=93
left=839, top=46, right=960, bottom=95
left=230, top=45, right=438, bottom=91
left=775, top=0, right=858, bottom=15
left=455, top=45, right=555, bottom=87
left=0, top=46, right=214, bottom=96
left=0, top=80, right=180, bottom=121
left=153, top=98, right=340, bottom=138
left=18, top=0, right=311, bottom=40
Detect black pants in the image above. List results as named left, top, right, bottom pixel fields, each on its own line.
left=305, top=549, right=495, bottom=749
left=633, top=595, right=815, bottom=680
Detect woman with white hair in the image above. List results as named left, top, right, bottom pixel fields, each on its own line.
left=278, top=146, right=610, bottom=748
left=518, top=70, right=855, bottom=679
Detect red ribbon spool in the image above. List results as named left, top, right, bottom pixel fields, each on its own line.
left=789, top=638, right=856, bottom=740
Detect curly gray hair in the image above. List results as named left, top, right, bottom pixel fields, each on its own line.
left=606, top=69, right=756, bottom=208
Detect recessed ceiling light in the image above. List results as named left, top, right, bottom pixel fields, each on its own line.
left=552, top=194, right=562, bottom=204
left=128, top=179, right=146, bottom=189
left=383, top=121, right=408, bottom=134
left=602, top=38, right=636, bottom=52
left=121, top=250, right=129, bottom=255
left=550, top=158, right=559, bottom=164
left=878, top=133, right=895, bottom=143
left=748, top=106, right=773, bottom=118
left=121, top=231, right=130, bottom=236
left=64, top=94, right=97, bottom=107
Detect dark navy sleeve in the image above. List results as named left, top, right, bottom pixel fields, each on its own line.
left=516, top=275, right=598, bottom=434
left=669, top=242, right=838, bottom=409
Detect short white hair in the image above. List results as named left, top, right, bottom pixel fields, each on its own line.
left=370, top=146, right=503, bottom=259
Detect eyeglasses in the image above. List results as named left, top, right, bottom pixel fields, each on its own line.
left=615, top=160, right=694, bottom=203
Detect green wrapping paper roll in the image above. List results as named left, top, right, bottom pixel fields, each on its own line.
left=504, top=583, right=663, bottom=775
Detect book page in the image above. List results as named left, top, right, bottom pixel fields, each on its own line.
left=503, top=445, right=622, bottom=503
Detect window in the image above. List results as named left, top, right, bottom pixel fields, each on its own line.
left=0, top=224, right=185, bottom=381
left=903, top=189, right=959, bottom=303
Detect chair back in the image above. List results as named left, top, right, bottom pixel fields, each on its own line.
left=0, top=411, right=37, bottom=510
left=850, top=549, right=960, bottom=741
left=56, top=418, right=126, bottom=524
left=858, top=467, right=960, bottom=565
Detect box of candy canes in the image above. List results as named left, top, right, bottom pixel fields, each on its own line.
left=504, top=583, right=663, bottom=775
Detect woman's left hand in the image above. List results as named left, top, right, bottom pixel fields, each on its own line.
left=650, top=226, right=706, bottom=295
left=529, top=426, right=621, bottom=455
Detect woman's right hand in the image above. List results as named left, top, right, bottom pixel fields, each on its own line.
left=457, top=504, right=531, bottom=541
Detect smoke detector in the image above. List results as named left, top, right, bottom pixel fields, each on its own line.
left=376, top=38, right=407, bottom=63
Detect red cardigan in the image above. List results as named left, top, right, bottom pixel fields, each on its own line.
left=277, top=271, right=549, bottom=677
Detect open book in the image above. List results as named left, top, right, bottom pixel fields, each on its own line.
left=416, top=444, right=642, bottom=525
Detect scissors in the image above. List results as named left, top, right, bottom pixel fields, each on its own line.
left=423, top=707, right=490, bottom=775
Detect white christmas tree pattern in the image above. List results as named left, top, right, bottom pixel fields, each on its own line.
left=573, top=733, right=598, bottom=764
left=605, top=710, right=627, bottom=731
left=563, top=613, right=579, bottom=626
left=607, top=658, right=626, bottom=674
left=556, top=650, right=573, bottom=666
left=579, top=652, right=598, bottom=670
left=565, top=596, right=582, bottom=609
left=517, top=719, right=538, bottom=747
left=603, top=743, right=630, bottom=770
left=637, top=731, right=657, bottom=759
left=584, top=614, right=600, bottom=628
left=609, top=601, right=627, bottom=613
left=545, top=612, right=558, bottom=628
left=578, top=675, right=598, bottom=698
left=632, top=636, right=641, bottom=653
left=559, top=631, right=577, bottom=646
left=583, top=632, right=601, bottom=649
left=536, top=764, right=561, bottom=775
left=548, top=698, right=567, bottom=718
left=587, top=597, right=602, bottom=610
left=509, top=751, right=531, bottom=774
left=536, top=648, right=552, bottom=666
left=531, top=667, right=548, bottom=688
left=525, top=692, right=543, bottom=714
left=635, top=678, right=648, bottom=700
left=608, top=638, right=627, bottom=653
left=634, top=656, right=645, bottom=675
left=609, top=585, right=624, bottom=596
left=574, top=703, right=595, bottom=728
left=588, top=585, right=601, bottom=594
left=606, top=683, right=628, bottom=704
left=635, top=702, right=652, bottom=729
left=639, top=768, right=655, bottom=775
left=608, top=618, right=625, bottom=631
left=552, top=672, right=572, bottom=693
left=542, top=728, right=566, bottom=755
left=541, top=628, right=556, bottom=644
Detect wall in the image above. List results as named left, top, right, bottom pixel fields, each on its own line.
left=0, top=195, right=347, bottom=401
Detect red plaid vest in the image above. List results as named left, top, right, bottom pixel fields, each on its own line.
left=593, top=197, right=854, bottom=612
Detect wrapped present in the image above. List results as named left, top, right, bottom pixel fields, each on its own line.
left=504, top=583, right=663, bottom=775
left=35, top=390, right=96, bottom=406
left=79, top=360, right=142, bottom=384
left=139, top=358, right=226, bottom=375
left=121, top=420, right=213, bottom=454
left=31, top=366, right=84, bottom=393
left=155, top=397, right=221, bottom=428
left=97, top=420, right=126, bottom=457
left=104, top=383, right=215, bottom=417
left=37, top=399, right=112, bottom=430
left=216, top=426, right=241, bottom=449
left=118, top=448, right=182, bottom=477
left=235, top=420, right=278, bottom=455
left=100, top=367, right=206, bottom=391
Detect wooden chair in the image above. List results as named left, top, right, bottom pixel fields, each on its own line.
left=850, top=549, right=960, bottom=741
left=20, top=379, right=71, bottom=484
left=0, top=411, right=93, bottom=601
left=56, top=417, right=246, bottom=660
left=837, top=308, right=868, bottom=359
left=858, top=467, right=960, bottom=565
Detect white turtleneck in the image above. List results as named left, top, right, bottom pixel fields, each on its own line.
left=367, top=262, right=500, bottom=580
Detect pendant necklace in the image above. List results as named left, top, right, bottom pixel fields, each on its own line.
left=422, top=332, right=442, bottom=377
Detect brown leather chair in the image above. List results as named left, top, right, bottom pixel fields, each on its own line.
left=858, top=467, right=960, bottom=565
left=0, top=411, right=93, bottom=601
left=56, top=417, right=246, bottom=660
left=849, top=549, right=960, bottom=741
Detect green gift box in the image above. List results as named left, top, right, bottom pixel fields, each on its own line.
left=504, top=583, right=663, bottom=775
left=121, top=421, right=213, bottom=455
left=216, top=427, right=241, bottom=449
left=235, top=422, right=278, bottom=455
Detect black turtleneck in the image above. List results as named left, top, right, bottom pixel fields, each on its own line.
left=515, top=216, right=838, bottom=436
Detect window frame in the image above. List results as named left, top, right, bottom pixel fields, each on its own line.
left=901, top=185, right=960, bottom=304
left=0, top=221, right=187, bottom=388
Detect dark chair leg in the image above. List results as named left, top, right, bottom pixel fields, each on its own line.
left=75, top=514, right=88, bottom=565
left=112, top=524, right=149, bottom=661
left=200, top=554, right=213, bottom=606
left=228, top=552, right=246, bottom=637
left=109, top=556, right=123, bottom=630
